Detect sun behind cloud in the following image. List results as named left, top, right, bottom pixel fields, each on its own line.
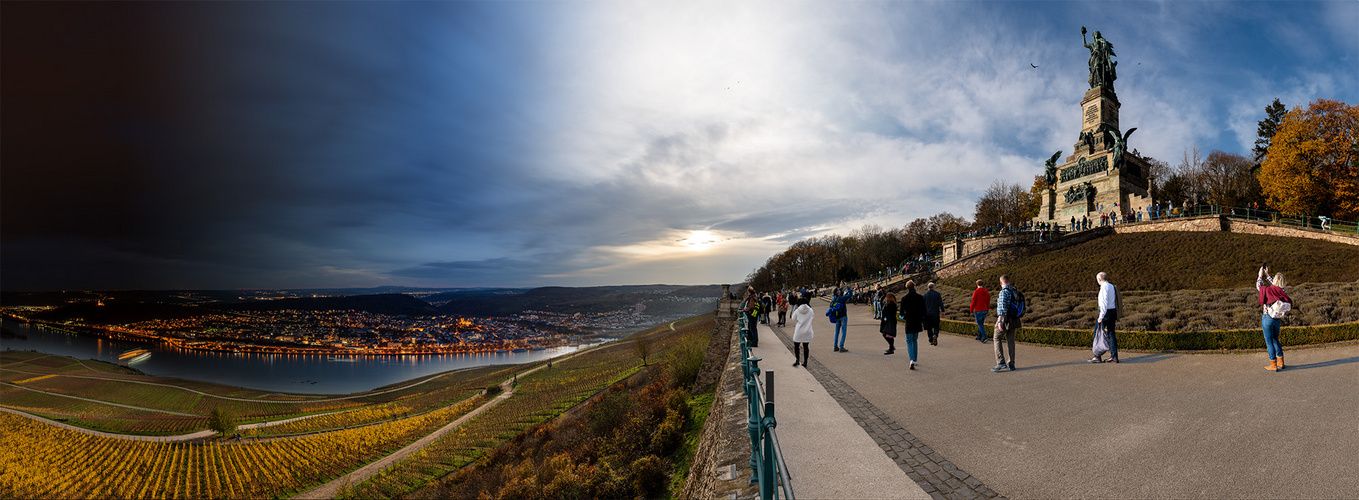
left=678, top=230, right=720, bottom=251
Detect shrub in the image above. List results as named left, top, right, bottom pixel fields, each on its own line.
left=629, top=455, right=667, bottom=499
left=940, top=318, right=1359, bottom=351
left=207, top=407, right=235, bottom=436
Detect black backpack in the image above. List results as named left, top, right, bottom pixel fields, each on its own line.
left=1006, top=287, right=1026, bottom=319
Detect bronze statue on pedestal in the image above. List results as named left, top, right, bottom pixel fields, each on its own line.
left=1082, top=27, right=1117, bottom=91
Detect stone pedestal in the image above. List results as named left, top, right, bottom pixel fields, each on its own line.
left=1035, top=86, right=1150, bottom=225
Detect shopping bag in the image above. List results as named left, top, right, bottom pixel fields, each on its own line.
left=1092, top=323, right=1110, bottom=357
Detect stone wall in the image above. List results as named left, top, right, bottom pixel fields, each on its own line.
left=1112, top=215, right=1359, bottom=245
left=681, top=310, right=760, bottom=500
left=694, top=294, right=737, bottom=390
left=1112, top=215, right=1224, bottom=233
left=1221, top=218, right=1358, bottom=245
left=936, top=227, right=1114, bottom=280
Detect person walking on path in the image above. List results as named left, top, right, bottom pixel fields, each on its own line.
left=740, top=288, right=760, bottom=348
left=971, top=280, right=991, bottom=343
left=900, top=281, right=927, bottom=370
left=760, top=292, right=773, bottom=325
left=777, top=293, right=789, bottom=327
left=791, top=294, right=815, bottom=368
left=1089, top=272, right=1120, bottom=363
left=831, top=286, right=853, bottom=352
left=873, top=285, right=886, bottom=320
left=992, top=275, right=1022, bottom=372
left=880, top=292, right=899, bottom=355
left=923, top=282, right=944, bottom=346
left=1257, top=265, right=1294, bottom=371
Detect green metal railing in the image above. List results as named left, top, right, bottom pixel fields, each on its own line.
left=737, top=314, right=794, bottom=500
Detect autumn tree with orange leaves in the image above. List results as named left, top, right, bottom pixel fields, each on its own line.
left=1257, top=99, right=1359, bottom=219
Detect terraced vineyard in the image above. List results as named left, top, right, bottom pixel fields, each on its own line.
left=0, top=351, right=516, bottom=435
left=0, top=313, right=718, bottom=499
left=340, top=317, right=712, bottom=499
left=0, top=395, right=486, bottom=499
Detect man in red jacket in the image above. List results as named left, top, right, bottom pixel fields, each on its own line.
left=970, top=280, right=990, bottom=343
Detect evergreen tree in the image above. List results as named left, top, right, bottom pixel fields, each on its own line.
left=1252, top=98, right=1288, bottom=163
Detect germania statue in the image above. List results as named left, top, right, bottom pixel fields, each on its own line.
left=1082, top=27, right=1117, bottom=90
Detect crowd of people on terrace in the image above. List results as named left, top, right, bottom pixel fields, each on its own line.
left=737, top=262, right=1295, bottom=373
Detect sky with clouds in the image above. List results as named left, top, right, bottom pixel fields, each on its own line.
left=2, top=1, right=1355, bottom=291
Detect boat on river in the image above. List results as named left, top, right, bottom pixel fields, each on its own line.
left=119, top=348, right=151, bottom=363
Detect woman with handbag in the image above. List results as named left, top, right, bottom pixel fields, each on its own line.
left=1257, top=264, right=1294, bottom=371
left=880, top=292, right=898, bottom=355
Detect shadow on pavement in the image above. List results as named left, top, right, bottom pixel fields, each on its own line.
left=1286, top=356, right=1359, bottom=371
left=1020, top=360, right=1090, bottom=370
left=1117, top=353, right=1179, bottom=364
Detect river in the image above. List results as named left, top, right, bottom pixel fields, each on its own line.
left=1, top=318, right=598, bottom=395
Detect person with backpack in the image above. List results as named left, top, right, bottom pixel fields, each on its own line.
left=992, top=275, right=1023, bottom=372
left=1257, top=264, right=1293, bottom=371
left=970, top=280, right=991, bottom=343
left=740, top=288, right=760, bottom=348
left=923, top=282, right=944, bottom=346
left=900, top=282, right=926, bottom=370
left=829, top=286, right=853, bottom=352
left=1089, top=272, right=1120, bottom=363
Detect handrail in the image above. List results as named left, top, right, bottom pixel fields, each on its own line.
left=737, top=314, right=794, bottom=500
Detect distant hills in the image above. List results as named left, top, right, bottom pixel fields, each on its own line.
left=431, top=284, right=722, bottom=317
left=221, top=293, right=443, bottom=316
left=24, top=294, right=443, bottom=324
left=11, top=285, right=725, bottom=325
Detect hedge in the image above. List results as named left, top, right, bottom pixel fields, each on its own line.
left=939, top=318, right=1359, bottom=351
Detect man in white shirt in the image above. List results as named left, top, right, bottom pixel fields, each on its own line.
left=1095, top=272, right=1119, bottom=363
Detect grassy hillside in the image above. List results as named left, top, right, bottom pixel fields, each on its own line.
left=941, top=231, right=1359, bottom=294
left=936, top=231, right=1359, bottom=331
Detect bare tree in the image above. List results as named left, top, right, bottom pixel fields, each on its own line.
left=633, top=336, right=652, bottom=366
left=973, top=180, right=1033, bottom=229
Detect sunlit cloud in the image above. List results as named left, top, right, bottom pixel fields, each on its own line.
left=2, top=1, right=1354, bottom=290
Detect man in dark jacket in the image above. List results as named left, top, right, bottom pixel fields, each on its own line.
left=759, top=293, right=773, bottom=325
left=923, top=282, right=944, bottom=346
left=900, top=281, right=927, bottom=370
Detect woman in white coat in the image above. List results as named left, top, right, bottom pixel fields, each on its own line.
left=792, top=294, right=815, bottom=368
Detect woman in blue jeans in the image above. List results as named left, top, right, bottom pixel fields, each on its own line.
left=1257, top=265, right=1293, bottom=371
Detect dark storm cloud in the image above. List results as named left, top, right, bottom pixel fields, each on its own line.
left=2, top=2, right=567, bottom=290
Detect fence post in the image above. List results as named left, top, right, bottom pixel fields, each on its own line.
left=746, top=355, right=762, bottom=484
left=761, top=369, right=777, bottom=499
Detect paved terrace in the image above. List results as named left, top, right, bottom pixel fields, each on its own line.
left=753, top=300, right=1359, bottom=499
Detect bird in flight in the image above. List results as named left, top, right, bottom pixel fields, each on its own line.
left=1030, top=63, right=1038, bottom=68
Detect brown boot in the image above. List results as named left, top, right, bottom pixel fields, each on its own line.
left=1266, top=358, right=1279, bottom=371
left=1276, top=356, right=1284, bottom=370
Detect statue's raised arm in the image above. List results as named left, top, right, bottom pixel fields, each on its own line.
left=1081, top=27, right=1116, bottom=90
